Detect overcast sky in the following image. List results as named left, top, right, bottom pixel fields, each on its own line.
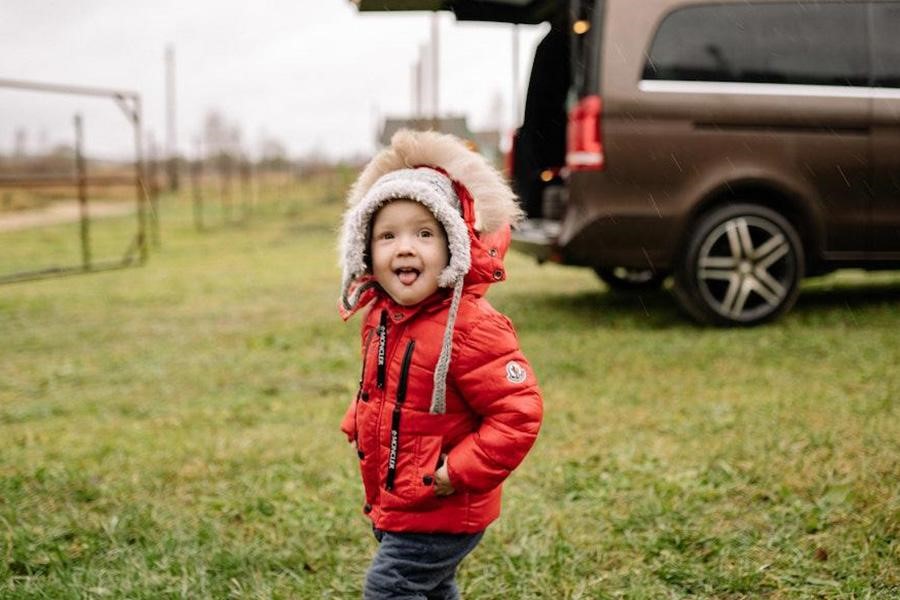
left=0, top=0, right=547, bottom=161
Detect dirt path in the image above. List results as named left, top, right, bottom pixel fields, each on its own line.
left=0, top=201, right=136, bottom=232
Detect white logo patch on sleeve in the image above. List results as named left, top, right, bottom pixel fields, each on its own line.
left=505, top=360, right=527, bottom=384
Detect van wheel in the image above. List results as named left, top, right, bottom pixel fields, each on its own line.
left=594, top=267, right=666, bottom=292
left=674, top=204, right=804, bottom=325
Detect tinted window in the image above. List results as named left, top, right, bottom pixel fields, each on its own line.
left=569, top=0, right=605, bottom=97
left=872, top=2, right=900, bottom=87
left=644, top=3, right=868, bottom=87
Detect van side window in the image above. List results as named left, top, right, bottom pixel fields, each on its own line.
left=872, top=3, right=900, bottom=88
left=643, top=3, right=868, bottom=87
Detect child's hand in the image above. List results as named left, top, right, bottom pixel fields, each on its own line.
left=434, top=454, right=455, bottom=496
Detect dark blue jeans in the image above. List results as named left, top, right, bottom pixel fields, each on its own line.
left=364, top=529, right=485, bottom=600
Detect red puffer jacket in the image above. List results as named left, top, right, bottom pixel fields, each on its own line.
left=340, top=229, right=543, bottom=533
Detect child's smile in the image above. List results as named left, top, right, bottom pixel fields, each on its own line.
left=395, top=266, right=420, bottom=286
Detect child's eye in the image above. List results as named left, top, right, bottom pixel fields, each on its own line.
left=377, top=232, right=394, bottom=240
left=419, top=230, right=433, bottom=238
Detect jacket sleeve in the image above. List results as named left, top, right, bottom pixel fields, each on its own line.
left=446, top=311, right=543, bottom=493
left=340, top=400, right=356, bottom=443
left=340, top=324, right=372, bottom=443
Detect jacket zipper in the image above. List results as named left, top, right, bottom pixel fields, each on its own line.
left=376, top=310, right=388, bottom=389
left=353, top=328, right=376, bottom=448
left=356, top=328, right=375, bottom=403
left=385, top=339, right=415, bottom=491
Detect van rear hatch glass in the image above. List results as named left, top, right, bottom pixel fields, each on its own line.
left=570, top=0, right=604, bottom=98
left=566, top=1, right=605, bottom=171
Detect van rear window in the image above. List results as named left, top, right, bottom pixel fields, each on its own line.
left=570, top=0, right=605, bottom=98
left=643, top=2, right=868, bottom=87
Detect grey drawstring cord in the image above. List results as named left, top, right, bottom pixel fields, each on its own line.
left=430, top=278, right=463, bottom=414
left=342, top=276, right=379, bottom=313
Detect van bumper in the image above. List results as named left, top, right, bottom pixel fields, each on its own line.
left=511, top=219, right=562, bottom=263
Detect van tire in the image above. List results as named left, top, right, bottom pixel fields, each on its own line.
left=674, top=204, right=804, bottom=326
left=594, top=267, right=667, bottom=292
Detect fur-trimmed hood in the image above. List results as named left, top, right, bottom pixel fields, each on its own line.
left=346, top=129, right=522, bottom=234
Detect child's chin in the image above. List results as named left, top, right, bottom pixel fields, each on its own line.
left=384, top=288, right=415, bottom=305
left=389, top=285, right=434, bottom=307
left=395, top=294, right=426, bottom=306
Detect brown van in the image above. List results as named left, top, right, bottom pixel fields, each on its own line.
left=354, top=0, right=900, bottom=325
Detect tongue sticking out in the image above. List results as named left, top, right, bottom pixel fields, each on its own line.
left=398, top=270, right=419, bottom=285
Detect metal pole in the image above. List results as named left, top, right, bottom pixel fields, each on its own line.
left=221, top=154, right=233, bottom=224
left=131, top=96, right=148, bottom=264
left=191, top=137, right=204, bottom=231
left=432, top=12, right=440, bottom=125
left=284, top=165, right=293, bottom=215
left=240, top=156, right=251, bottom=221
left=250, top=160, right=259, bottom=216
left=411, top=63, right=417, bottom=118
left=74, top=114, right=91, bottom=270
left=165, top=44, right=179, bottom=192
left=147, top=133, right=161, bottom=248
left=0, top=77, right=136, bottom=100
left=512, top=24, right=521, bottom=126
left=419, top=44, right=428, bottom=121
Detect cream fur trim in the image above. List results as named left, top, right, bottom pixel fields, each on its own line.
left=347, top=129, right=523, bottom=233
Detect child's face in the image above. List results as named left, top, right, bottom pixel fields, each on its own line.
left=370, top=199, right=449, bottom=306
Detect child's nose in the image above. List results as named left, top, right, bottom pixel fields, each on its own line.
left=396, top=236, right=417, bottom=255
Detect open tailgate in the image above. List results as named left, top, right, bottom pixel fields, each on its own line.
left=350, top=0, right=556, bottom=24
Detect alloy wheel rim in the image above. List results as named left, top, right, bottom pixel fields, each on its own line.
left=696, top=215, right=796, bottom=322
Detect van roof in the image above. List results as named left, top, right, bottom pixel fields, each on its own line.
left=350, top=0, right=557, bottom=24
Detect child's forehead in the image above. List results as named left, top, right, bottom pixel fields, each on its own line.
left=372, top=198, right=440, bottom=226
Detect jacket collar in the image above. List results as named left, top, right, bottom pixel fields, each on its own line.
left=366, top=287, right=453, bottom=327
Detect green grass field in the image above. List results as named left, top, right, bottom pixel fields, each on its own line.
left=1, top=179, right=898, bottom=598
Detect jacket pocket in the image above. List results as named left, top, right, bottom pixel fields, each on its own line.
left=380, top=433, right=443, bottom=511
left=378, top=339, right=445, bottom=511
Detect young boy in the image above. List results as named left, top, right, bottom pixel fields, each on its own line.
left=338, top=130, right=543, bottom=599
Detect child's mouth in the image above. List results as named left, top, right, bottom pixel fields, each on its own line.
left=396, top=267, right=420, bottom=285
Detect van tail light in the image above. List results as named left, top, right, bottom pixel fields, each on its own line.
left=566, top=95, right=605, bottom=171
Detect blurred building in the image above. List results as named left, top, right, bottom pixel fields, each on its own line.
left=378, top=116, right=502, bottom=164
